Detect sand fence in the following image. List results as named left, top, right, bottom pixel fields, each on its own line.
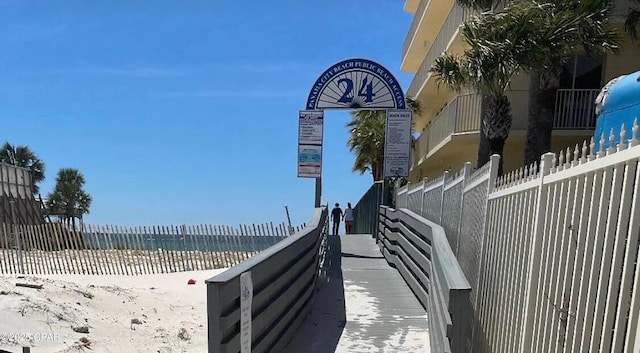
left=0, top=221, right=306, bottom=275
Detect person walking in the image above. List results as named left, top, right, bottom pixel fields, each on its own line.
left=344, top=202, right=354, bottom=234
left=331, top=203, right=343, bottom=236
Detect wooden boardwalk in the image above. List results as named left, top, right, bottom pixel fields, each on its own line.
left=284, top=234, right=430, bottom=353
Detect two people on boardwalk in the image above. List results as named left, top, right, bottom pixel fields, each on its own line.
left=331, top=202, right=353, bottom=235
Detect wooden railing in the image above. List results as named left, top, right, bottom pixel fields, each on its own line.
left=378, top=206, right=471, bottom=353
left=206, top=207, right=328, bottom=353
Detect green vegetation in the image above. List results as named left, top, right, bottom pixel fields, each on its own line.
left=0, top=141, right=91, bottom=224
left=346, top=98, right=421, bottom=181
left=0, top=142, right=45, bottom=194
left=431, top=0, right=621, bottom=172
left=46, top=168, right=92, bottom=229
left=626, top=0, right=640, bottom=39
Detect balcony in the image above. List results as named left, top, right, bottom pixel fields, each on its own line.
left=401, top=0, right=456, bottom=73
left=414, top=93, right=483, bottom=166
left=407, top=3, right=478, bottom=99
left=554, top=89, right=599, bottom=130
left=411, top=89, right=598, bottom=170
left=404, top=0, right=420, bottom=13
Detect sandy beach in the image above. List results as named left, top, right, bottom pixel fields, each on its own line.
left=0, top=268, right=228, bottom=353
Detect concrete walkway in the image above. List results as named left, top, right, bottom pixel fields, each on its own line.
left=284, top=234, right=430, bottom=353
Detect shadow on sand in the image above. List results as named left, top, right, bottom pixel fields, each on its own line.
left=282, top=235, right=346, bottom=353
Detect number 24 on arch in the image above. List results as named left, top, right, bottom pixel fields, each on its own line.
left=337, top=77, right=375, bottom=103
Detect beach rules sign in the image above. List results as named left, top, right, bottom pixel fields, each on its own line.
left=384, top=109, right=412, bottom=178
left=240, top=271, right=253, bottom=353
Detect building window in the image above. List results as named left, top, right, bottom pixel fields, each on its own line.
left=555, top=55, right=604, bottom=129
left=559, top=55, right=604, bottom=89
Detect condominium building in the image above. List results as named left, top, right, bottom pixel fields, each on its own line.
left=402, top=0, right=640, bottom=181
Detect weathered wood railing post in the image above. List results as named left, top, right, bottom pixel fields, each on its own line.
left=518, top=152, right=553, bottom=353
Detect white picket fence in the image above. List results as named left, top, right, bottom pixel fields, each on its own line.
left=396, top=120, right=640, bottom=353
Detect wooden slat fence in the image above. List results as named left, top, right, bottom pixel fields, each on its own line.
left=0, top=221, right=307, bottom=275
left=395, top=120, right=640, bottom=353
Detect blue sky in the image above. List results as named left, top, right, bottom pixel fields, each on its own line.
left=0, top=0, right=414, bottom=227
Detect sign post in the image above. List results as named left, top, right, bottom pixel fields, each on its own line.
left=384, top=109, right=412, bottom=179
left=300, top=58, right=410, bottom=208
left=297, top=110, right=324, bottom=207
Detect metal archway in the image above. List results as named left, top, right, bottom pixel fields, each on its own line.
left=298, top=58, right=411, bottom=207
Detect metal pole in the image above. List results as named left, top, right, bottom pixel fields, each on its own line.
left=314, top=177, right=321, bottom=207
left=9, top=200, right=24, bottom=275
left=284, top=206, right=294, bottom=235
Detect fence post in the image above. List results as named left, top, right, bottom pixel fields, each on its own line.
left=439, top=171, right=450, bottom=224
left=9, top=200, right=24, bottom=275
left=473, top=154, right=500, bottom=312
left=420, top=177, right=427, bottom=217
left=455, top=162, right=473, bottom=256
left=518, top=152, right=553, bottom=353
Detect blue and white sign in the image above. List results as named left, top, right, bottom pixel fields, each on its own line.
left=240, top=272, right=253, bottom=353
left=298, top=144, right=322, bottom=178
left=306, top=58, right=406, bottom=110
left=298, top=110, right=324, bottom=145
left=384, top=109, right=413, bottom=178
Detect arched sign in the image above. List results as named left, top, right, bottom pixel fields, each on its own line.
left=306, top=58, right=406, bottom=110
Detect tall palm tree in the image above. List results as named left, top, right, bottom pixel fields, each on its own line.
left=346, top=98, right=422, bottom=181
left=626, top=0, right=640, bottom=39
left=46, top=168, right=92, bottom=229
left=0, top=142, right=45, bottom=195
left=520, top=0, right=620, bottom=165
left=453, top=0, right=620, bottom=165
left=430, top=3, right=544, bottom=174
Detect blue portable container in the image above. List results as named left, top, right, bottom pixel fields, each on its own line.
left=594, top=70, right=640, bottom=153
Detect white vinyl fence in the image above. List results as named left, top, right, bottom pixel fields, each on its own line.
left=396, top=120, right=640, bottom=353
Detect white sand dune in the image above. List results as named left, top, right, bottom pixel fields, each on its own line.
left=0, top=268, right=227, bottom=353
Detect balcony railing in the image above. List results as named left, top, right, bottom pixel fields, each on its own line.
left=407, top=3, right=478, bottom=98
left=415, top=93, right=483, bottom=163
left=402, top=0, right=430, bottom=63
left=554, top=89, right=599, bottom=130
left=411, top=89, right=598, bottom=168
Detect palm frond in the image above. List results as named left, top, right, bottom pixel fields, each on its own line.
left=430, top=53, right=469, bottom=92
left=405, top=97, right=422, bottom=116
left=0, top=142, right=46, bottom=194
left=47, top=168, right=91, bottom=219
left=626, top=4, right=640, bottom=40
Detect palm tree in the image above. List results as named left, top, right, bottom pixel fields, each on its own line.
left=453, top=0, right=620, bottom=165
left=0, top=142, right=45, bottom=195
left=346, top=98, right=422, bottom=181
left=429, top=3, right=544, bottom=174
left=520, top=0, right=620, bottom=165
left=626, top=0, right=640, bottom=39
left=46, top=168, right=92, bottom=229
